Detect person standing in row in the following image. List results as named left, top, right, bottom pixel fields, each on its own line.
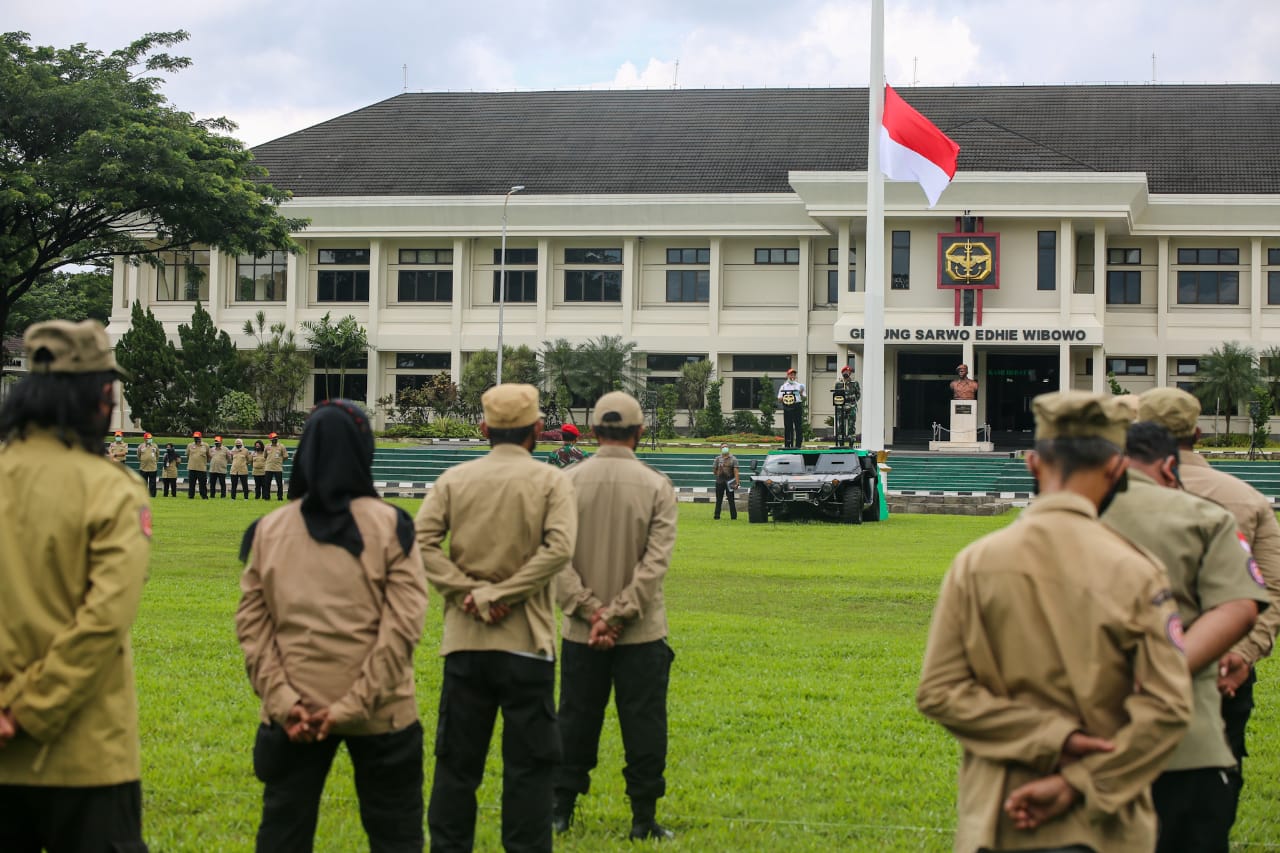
left=777, top=368, right=806, bottom=449
left=109, top=430, right=129, bottom=463
left=549, top=423, right=585, bottom=468
left=208, top=437, right=229, bottom=499
left=711, top=445, right=740, bottom=521
left=252, top=439, right=268, bottom=499
left=415, top=383, right=576, bottom=853
left=186, top=431, right=209, bottom=500
left=0, top=319, right=152, bottom=852
left=264, top=433, right=288, bottom=501
left=237, top=400, right=429, bottom=853
left=229, top=438, right=251, bottom=500
left=917, top=391, right=1192, bottom=852
left=137, top=433, right=158, bottom=498
left=553, top=392, right=678, bottom=841
left=1137, top=389, right=1280, bottom=824
left=161, top=443, right=180, bottom=497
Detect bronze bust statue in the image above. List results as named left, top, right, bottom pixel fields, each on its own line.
left=950, top=364, right=978, bottom=400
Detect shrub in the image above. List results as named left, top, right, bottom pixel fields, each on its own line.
left=729, top=410, right=763, bottom=435
left=707, top=433, right=785, bottom=444
left=424, top=417, right=482, bottom=439
left=215, top=390, right=260, bottom=433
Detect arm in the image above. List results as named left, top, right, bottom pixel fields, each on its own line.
left=915, top=567, right=1080, bottom=772
left=234, top=540, right=303, bottom=723
left=1184, top=599, right=1257, bottom=674
left=1232, top=506, right=1280, bottom=664
left=556, top=565, right=607, bottom=621
left=600, top=485, right=678, bottom=625
left=414, top=479, right=482, bottom=600
left=2, top=487, right=150, bottom=743
left=470, top=475, right=578, bottom=616
left=327, top=534, right=429, bottom=726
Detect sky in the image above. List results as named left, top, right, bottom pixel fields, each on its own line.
left=7, top=0, right=1280, bottom=147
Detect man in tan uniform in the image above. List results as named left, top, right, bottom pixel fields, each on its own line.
left=109, top=430, right=129, bottom=463
left=553, top=392, right=678, bottom=841
left=229, top=438, right=251, bottom=499
left=264, top=431, right=288, bottom=500
left=208, top=436, right=229, bottom=498
left=137, top=432, right=159, bottom=497
left=0, top=320, right=152, bottom=851
left=186, top=430, right=209, bottom=499
left=1102, top=420, right=1267, bottom=851
left=918, top=391, right=1192, bottom=852
left=1139, top=387, right=1280, bottom=785
left=415, top=383, right=577, bottom=853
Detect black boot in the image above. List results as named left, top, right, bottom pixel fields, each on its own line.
left=552, top=790, right=576, bottom=834
left=629, top=799, right=674, bottom=841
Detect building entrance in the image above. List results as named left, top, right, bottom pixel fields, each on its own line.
left=896, top=350, right=962, bottom=444
left=984, top=352, right=1060, bottom=447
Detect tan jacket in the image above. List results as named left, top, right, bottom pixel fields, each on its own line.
left=264, top=443, right=288, bottom=472
left=0, top=430, right=151, bottom=786
left=556, top=446, right=676, bottom=645
left=1103, top=471, right=1269, bottom=771
left=108, top=441, right=128, bottom=463
left=252, top=452, right=267, bottom=476
left=1179, top=450, right=1280, bottom=665
left=137, top=443, right=158, bottom=472
left=186, top=441, right=209, bottom=472
left=918, top=491, right=1192, bottom=853
left=208, top=446, right=229, bottom=474
left=236, top=499, right=428, bottom=734
left=162, top=454, right=179, bottom=479
left=415, top=443, right=576, bottom=659
left=229, top=447, right=250, bottom=475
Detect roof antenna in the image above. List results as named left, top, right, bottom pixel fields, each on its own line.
left=402, top=63, right=408, bottom=93
left=1151, top=53, right=1156, bottom=83
left=913, top=57, right=918, bottom=86
left=672, top=59, right=679, bottom=89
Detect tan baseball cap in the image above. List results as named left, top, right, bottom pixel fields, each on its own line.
left=591, top=391, right=645, bottom=428
left=482, top=383, right=544, bottom=429
left=1112, top=394, right=1141, bottom=421
left=1032, top=391, right=1130, bottom=448
left=24, top=320, right=129, bottom=379
left=1137, top=387, right=1201, bottom=438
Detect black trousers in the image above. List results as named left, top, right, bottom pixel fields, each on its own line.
left=1153, top=766, right=1237, bottom=853
left=268, top=470, right=284, bottom=499
left=162, top=477, right=177, bottom=497
left=0, top=780, right=148, bottom=853
left=253, top=721, right=424, bottom=853
left=714, top=481, right=737, bottom=519
left=254, top=475, right=266, bottom=499
left=209, top=472, right=227, bottom=497
left=139, top=470, right=157, bottom=497
left=231, top=473, right=250, bottom=499
left=429, top=651, right=560, bottom=853
left=187, top=471, right=207, bottom=499
left=782, top=405, right=802, bottom=448
left=555, top=639, right=673, bottom=810
left=1222, top=667, right=1256, bottom=768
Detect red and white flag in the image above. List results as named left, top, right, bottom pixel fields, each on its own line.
left=879, top=84, right=960, bottom=208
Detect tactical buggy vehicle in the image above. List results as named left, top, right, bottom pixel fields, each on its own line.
left=747, top=448, right=887, bottom=524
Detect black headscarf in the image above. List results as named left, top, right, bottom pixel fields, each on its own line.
left=286, top=400, right=378, bottom=557
left=163, top=444, right=180, bottom=466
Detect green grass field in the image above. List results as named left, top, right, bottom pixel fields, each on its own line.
left=133, top=497, right=1280, bottom=851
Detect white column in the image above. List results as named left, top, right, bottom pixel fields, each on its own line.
left=836, top=219, right=852, bottom=312
left=622, top=237, right=637, bottom=337
left=1092, top=345, right=1105, bottom=394
left=1156, top=237, right=1169, bottom=381
left=367, top=239, right=384, bottom=341
left=285, top=246, right=302, bottom=333
left=797, top=237, right=811, bottom=391
left=1092, top=221, right=1107, bottom=325
left=451, top=238, right=466, bottom=385
left=366, top=349, right=382, bottom=424
left=862, top=5, right=887, bottom=451
left=1059, top=344, right=1072, bottom=392
left=708, top=238, right=722, bottom=337
left=207, top=250, right=223, bottom=325
left=536, top=238, right=551, bottom=342
left=1251, top=237, right=1263, bottom=341
left=1058, top=219, right=1074, bottom=325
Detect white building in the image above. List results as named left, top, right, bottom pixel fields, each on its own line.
left=109, top=85, right=1280, bottom=444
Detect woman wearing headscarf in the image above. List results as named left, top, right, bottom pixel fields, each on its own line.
left=235, top=400, right=428, bottom=852
left=250, top=439, right=267, bottom=499
left=161, top=443, right=180, bottom=497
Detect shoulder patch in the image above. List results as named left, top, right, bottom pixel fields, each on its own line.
left=1151, top=588, right=1174, bottom=607
left=139, top=505, right=153, bottom=539
left=1166, top=613, right=1186, bottom=653
left=238, top=519, right=261, bottom=563
left=1238, top=531, right=1266, bottom=587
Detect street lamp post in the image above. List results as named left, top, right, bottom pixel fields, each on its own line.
left=496, top=184, right=525, bottom=384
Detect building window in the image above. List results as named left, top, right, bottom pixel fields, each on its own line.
left=1176, top=359, right=1199, bottom=376
left=754, top=248, right=799, bottom=265
left=732, top=354, right=792, bottom=372
left=493, top=270, right=537, bottom=302
left=646, top=354, right=706, bottom=371
left=825, top=270, right=855, bottom=303
left=398, top=249, right=453, bottom=265
left=1037, top=231, right=1056, bottom=291
left=1269, top=271, right=1280, bottom=305
left=666, top=270, right=709, bottom=303
left=826, top=248, right=857, bottom=265
left=236, top=252, right=287, bottom=302
left=155, top=250, right=210, bottom=301
left=667, top=248, right=710, bottom=264
left=732, top=378, right=769, bottom=409
left=1177, top=248, right=1239, bottom=265
left=891, top=231, right=910, bottom=289
left=564, top=270, right=621, bottom=302
left=318, top=249, right=370, bottom=265
left=1108, top=248, right=1142, bottom=265
left=1269, top=248, right=1280, bottom=265
left=1106, top=270, right=1142, bottom=305
left=1177, top=271, right=1239, bottom=305
left=397, top=270, right=453, bottom=302
left=1107, top=358, right=1148, bottom=376
left=564, top=248, right=622, bottom=264
left=314, top=373, right=368, bottom=404
left=396, top=352, right=450, bottom=370
left=494, top=248, right=538, bottom=264
left=317, top=270, right=370, bottom=302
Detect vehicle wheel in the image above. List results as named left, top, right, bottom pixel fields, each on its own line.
left=748, top=486, right=768, bottom=523
left=840, top=484, right=863, bottom=525
left=862, top=477, right=881, bottom=522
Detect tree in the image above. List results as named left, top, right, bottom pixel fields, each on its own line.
left=541, top=337, right=588, bottom=424
left=303, top=312, right=369, bottom=399
left=655, top=384, right=679, bottom=439
left=678, top=360, right=714, bottom=434
left=700, top=379, right=727, bottom=437
left=575, top=335, right=642, bottom=419
left=758, top=373, right=778, bottom=435
left=1250, top=384, right=1273, bottom=454
left=1260, top=345, right=1280, bottom=410
left=0, top=31, right=306, bottom=341
left=241, top=311, right=310, bottom=433
left=1195, top=342, right=1258, bottom=438
left=215, top=390, right=260, bottom=433
left=6, top=268, right=112, bottom=334
left=176, top=302, right=241, bottom=430
left=459, top=346, right=542, bottom=419
left=115, top=301, right=182, bottom=432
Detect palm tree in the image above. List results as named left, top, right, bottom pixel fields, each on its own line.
left=541, top=337, right=588, bottom=424
left=1195, top=341, right=1258, bottom=438
left=576, top=335, right=644, bottom=419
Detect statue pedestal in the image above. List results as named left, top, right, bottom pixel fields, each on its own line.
left=930, top=399, right=995, bottom=452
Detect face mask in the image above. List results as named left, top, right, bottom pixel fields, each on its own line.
left=721, top=447, right=729, bottom=455
left=1097, top=469, right=1129, bottom=516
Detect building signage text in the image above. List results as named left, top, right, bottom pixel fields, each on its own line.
left=847, top=327, right=1092, bottom=342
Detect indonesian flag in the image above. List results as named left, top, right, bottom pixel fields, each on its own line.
left=879, top=85, right=960, bottom=208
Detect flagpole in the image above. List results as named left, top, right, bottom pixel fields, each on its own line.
left=862, top=0, right=886, bottom=452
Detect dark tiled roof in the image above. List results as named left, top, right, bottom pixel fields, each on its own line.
left=250, top=86, right=1280, bottom=197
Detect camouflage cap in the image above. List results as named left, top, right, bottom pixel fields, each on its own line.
left=482, top=383, right=544, bottom=429
left=24, top=320, right=129, bottom=379
left=591, top=391, right=645, bottom=428
left=1032, top=391, right=1130, bottom=448
left=1137, top=387, right=1201, bottom=438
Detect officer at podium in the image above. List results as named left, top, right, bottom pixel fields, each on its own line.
left=777, top=368, right=806, bottom=449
